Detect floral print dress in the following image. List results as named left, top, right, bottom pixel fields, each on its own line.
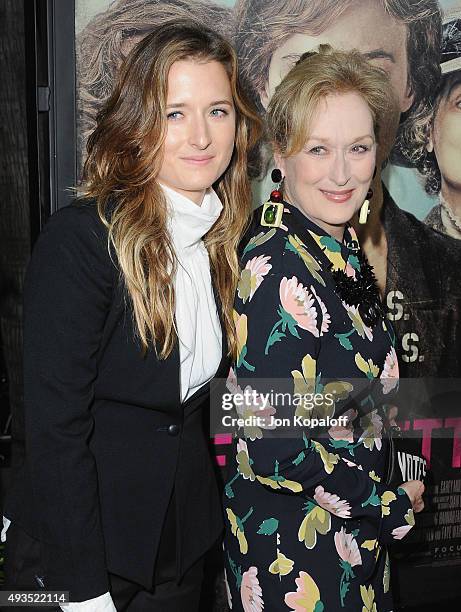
left=223, top=203, right=415, bottom=612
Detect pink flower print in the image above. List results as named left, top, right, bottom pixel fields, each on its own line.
left=345, top=261, right=357, bottom=279
left=238, top=255, right=272, bottom=303
left=334, top=527, right=362, bottom=607
left=359, top=410, right=383, bottom=452
left=328, top=408, right=357, bottom=442
left=341, top=457, right=363, bottom=470
left=310, top=286, right=331, bottom=335
left=240, top=566, right=264, bottom=612
left=246, top=255, right=272, bottom=275
left=279, top=276, right=319, bottom=336
left=392, top=524, right=413, bottom=540
left=284, top=571, right=322, bottom=612
left=314, top=486, right=351, bottom=518
left=334, top=527, right=362, bottom=567
left=380, top=347, right=399, bottom=395
left=225, top=369, right=276, bottom=440
left=226, top=367, right=239, bottom=395
left=392, top=509, right=415, bottom=540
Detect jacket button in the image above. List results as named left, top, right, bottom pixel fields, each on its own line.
left=167, top=424, right=180, bottom=437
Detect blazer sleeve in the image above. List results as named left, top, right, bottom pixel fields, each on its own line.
left=23, top=204, right=115, bottom=600
left=233, top=264, right=414, bottom=546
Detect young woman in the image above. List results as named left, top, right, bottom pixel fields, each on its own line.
left=3, top=20, right=260, bottom=611
left=223, top=46, right=424, bottom=611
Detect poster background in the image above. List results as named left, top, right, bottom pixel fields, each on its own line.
left=75, top=0, right=459, bottom=221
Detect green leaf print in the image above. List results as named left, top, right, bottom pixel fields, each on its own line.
left=257, top=518, right=279, bottom=536
left=361, top=483, right=381, bottom=508
left=349, top=254, right=360, bottom=270
left=242, top=228, right=276, bottom=256
left=265, top=329, right=286, bottom=353
left=334, top=330, right=354, bottom=350
left=265, top=307, right=301, bottom=354
left=278, top=306, right=300, bottom=338
left=320, top=235, right=341, bottom=252
left=237, top=345, right=255, bottom=372
left=293, top=450, right=306, bottom=466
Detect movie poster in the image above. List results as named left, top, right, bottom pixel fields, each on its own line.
left=74, top=1, right=461, bottom=608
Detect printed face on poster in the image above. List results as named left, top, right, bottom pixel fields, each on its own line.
left=74, top=1, right=461, bottom=603
left=75, top=0, right=461, bottom=232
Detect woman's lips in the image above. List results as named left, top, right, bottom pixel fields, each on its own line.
left=320, top=188, right=355, bottom=203
left=181, top=156, right=214, bottom=165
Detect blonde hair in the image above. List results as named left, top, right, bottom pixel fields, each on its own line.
left=267, top=45, right=398, bottom=157
left=81, top=20, right=261, bottom=358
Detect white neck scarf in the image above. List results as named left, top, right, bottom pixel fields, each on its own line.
left=161, top=183, right=223, bottom=402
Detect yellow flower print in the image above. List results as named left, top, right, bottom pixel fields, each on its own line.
left=312, top=440, right=339, bottom=474
left=292, top=354, right=316, bottom=395
left=344, top=304, right=373, bottom=341
left=233, top=310, right=254, bottom=372
left=284, top=571, right=324, bottom=612
left=360, top=584, right=377, bottom=612
left=368, top=470, right=381, bottom=482
left=256, top=459, right=303, bottom=493
left=236, top=439, right=256, bottom=481
left=361, top=539, right=380, bottom=561
left=268, top=551, right=294, bottom=577
left=237, top=254, right=272, bottom=303
left=383, top=551, right=390, bottom=593
left=291, top=354, right=316, bottom=418
left=355, top=353, right=380, bottom=379
left=361, top=539, right=377, bottom=551
left=392, top=508, right=415, bottom=540
left=298, top=502, right=331, bottom=549
left=226, top=507, right=253, bottom=555
left=256, top=475, right=302, bottom=493
left=381, top=490, right=397, bottom=516
left=286, top=234, right=325, bottom=286
left=309, top=231, right=345, bottom=271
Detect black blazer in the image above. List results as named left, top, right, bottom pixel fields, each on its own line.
left=5, top=200, right=227, bottom=601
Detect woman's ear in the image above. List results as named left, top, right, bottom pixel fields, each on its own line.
left=426, top=127, right=434, bottom=153
left=273, top=150, right=286, bottom=178
left=259, top=81, right=271, bottom=111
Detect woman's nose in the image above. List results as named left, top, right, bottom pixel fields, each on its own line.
left=329, top=153, right=351, bottom=186
left=189, top=116, right=212, bottom=149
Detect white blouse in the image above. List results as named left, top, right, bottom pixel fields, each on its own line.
left=162, top=182, right=223, bottom=402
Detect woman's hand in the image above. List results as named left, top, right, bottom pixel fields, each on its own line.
left=399, top=480, right=425, bottom=513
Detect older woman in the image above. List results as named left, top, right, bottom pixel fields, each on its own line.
left=223, top=46, right=424, bottom=611
left=416, top=9, right=461, bottom=239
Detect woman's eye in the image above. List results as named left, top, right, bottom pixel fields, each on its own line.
left=167, top=111, right=182, bottom=120
left=210, top=108, right=228, bottom=117
left=351, top=144, right=369, bottom=153
left=309, top=146, right=327, bottom=155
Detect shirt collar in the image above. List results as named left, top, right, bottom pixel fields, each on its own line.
left=160, top=183, right=223, bottom=250
left=285, top=201, right=359, bottom=269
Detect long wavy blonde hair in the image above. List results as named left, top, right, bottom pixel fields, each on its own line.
left=81, top=20, right=261, bottom=359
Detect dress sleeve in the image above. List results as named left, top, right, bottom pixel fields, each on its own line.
left=232, top=264, right=414, bottom=544
left=23, top=205, right=114, bottom=599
